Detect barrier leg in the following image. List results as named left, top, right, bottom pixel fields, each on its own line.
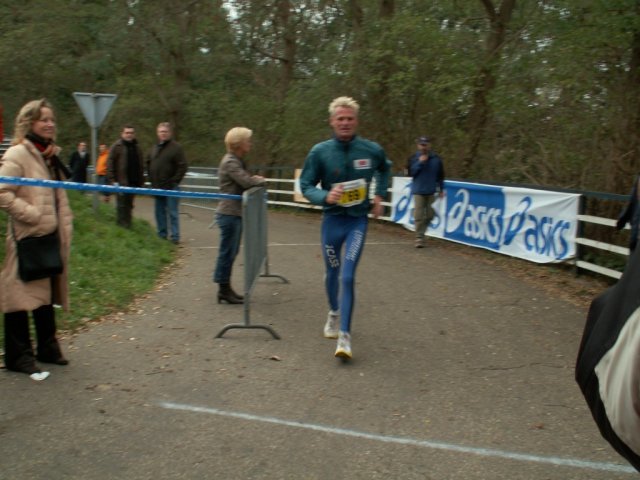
left=215, top=324, right=280, bottom=339
left=260, top=253, right=289, bottom=284
left=215, top=296, right=280, bottom=339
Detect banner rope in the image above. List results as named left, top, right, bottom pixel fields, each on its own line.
left=0, top=176, right=241, bottom=200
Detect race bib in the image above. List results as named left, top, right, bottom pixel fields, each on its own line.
left=335, top=178, right=367, bottom=207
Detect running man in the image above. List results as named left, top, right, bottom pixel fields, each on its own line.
left=299, top=96, right=390, bottom=360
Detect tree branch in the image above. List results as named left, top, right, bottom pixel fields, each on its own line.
left=479, top=0, right=496, bottom=22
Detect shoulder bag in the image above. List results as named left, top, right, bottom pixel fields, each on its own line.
left=11, top=191, right=63, bottom=282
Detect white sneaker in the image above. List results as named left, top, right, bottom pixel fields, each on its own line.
left=335, top=331, right=352, bottom=359
left=30, top=371, right=50, bottom=381
left=324, top=310, right=339, bottom=339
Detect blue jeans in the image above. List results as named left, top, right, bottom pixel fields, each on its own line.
left=213, top=213, right=243, bottom=284
left=154, top=193, right=180, bottom=241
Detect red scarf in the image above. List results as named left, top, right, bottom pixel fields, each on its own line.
left=25, top=133, right=69, bottom=180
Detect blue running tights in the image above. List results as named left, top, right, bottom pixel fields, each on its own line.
left=321, top=214, right=368, bottom=333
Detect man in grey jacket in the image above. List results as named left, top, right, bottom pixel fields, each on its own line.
left=146, top=122, right=187, bottom=243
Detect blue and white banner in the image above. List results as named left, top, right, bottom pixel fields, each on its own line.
left=391, top=177, right=580, bottom=263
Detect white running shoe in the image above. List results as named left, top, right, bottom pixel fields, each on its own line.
left=30, top=371, right=50, bottom=381
left=324, top=310, right=339, bottom=339
left=335, top=331, right=352, bottom=359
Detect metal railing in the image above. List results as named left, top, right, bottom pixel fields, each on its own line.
left=574, top=192, right=630, bottom=280
left=0, top=137, right=11, bottom=157
left=180, top=167, right=631, bottom=280
left=181, top=166, right=392, bottom=219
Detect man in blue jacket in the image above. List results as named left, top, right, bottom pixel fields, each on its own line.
left=300, top=96, right=390, bottom=360
left=408, top=136, right=445, bottom=248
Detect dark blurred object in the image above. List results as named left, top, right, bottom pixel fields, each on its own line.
left=575, top=248, right=640, bottom=472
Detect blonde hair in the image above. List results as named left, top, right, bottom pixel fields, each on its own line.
left=224, top=127, right=252, bottom=153
left=328, top=96, right=360, bottom=117
left=13, top=98, right=55, bottom=145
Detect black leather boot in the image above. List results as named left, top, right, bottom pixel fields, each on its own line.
left=4, top=311, right=41, bottom=374
left=34, top=305, right=68, bottom=366
left=218, top=283, right=243, bottom=304
left=229, top=285, right=244, bottom=300
left=228, top=276, right=243, bottom=300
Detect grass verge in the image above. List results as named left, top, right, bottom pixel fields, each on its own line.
left=0, top=191, right=176, bottom=344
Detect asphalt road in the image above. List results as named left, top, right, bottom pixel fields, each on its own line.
left=0, top=196, right=635, bottom=479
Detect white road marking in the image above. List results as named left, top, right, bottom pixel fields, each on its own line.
left=158, top=401, right=636, bottom=474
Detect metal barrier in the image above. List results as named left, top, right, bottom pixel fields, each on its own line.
left=0, top=176, right=289, bottom=337
left=215, top=186, right=288, bottom=339
left=572, top=191, right=630, bottom=280
left=179, top=169, right=632, bottom=280
left=4, top=170, right=628, bottom=283
left=180, top=167, right=220, bottom=212
left=575, top=216, right=628, bottom=279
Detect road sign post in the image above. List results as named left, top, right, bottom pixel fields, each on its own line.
left=72, top=92, right=117, bottom=211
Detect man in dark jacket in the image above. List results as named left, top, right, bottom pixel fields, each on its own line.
left=616, top=175, right=640, bottom=252
left=146, top=122, right=187, bottom=243
left=107, top=125, right=144, bottom=228
left=408, top=136, right=445, bottom=248
left=68, top=141, right=89, bottom=183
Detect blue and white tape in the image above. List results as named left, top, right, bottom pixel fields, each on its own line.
left=0, top=176, right=241, bottom=200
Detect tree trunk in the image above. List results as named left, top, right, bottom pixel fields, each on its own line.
left=460, top=0, right=516, bottom=177
left=365, top=0, right=396, bottom=149
left=380, top=0, right=394, bottom=18
left=277, top=0, right=296, bottom=99
left=608, top=1, right=640, bottom=194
